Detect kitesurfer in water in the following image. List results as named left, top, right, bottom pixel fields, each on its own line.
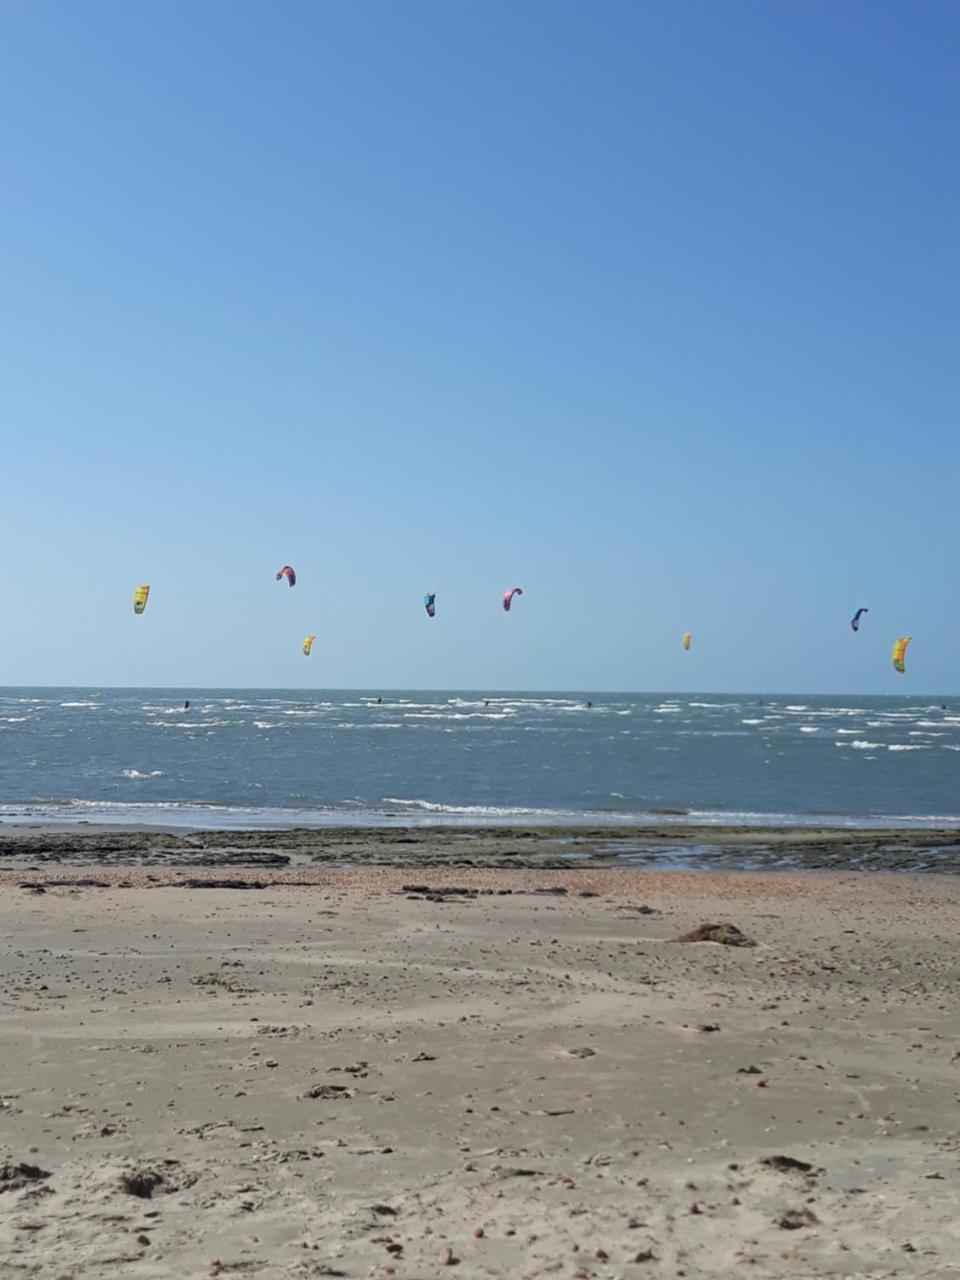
left=184, top=700, right=190, bottom=711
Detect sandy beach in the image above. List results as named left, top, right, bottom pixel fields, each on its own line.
left=6, top=0, right=958, bottom=1270
left=1, top=859, right=959, bottom=1278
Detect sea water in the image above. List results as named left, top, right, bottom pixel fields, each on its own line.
left=0, top=688, right=958, bottom=829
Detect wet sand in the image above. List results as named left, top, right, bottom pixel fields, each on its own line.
left=2, top=822, right=960, bottom=872
left=1, top=865, right=959, bottom=1278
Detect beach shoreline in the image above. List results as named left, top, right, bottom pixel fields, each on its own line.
left=2, top=822, right=960, bottom=874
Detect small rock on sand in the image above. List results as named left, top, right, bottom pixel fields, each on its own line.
left=120, top=1169, right=165, bottom=1199
left=762, top=1155, right=816, bottom=1175
left=675, top=923, right=756, bottom=947
left=778, top=1208, right=819, bottom=1230
left=0, top=1162, right=51, bottom=1193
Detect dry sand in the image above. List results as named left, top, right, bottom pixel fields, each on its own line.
left=1, top=866, right=959, bottom=1278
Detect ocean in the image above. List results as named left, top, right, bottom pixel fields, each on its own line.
left=1, top=687, right=958, bottom=830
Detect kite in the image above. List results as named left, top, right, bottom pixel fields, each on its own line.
left=276, top=566, right=296, bottom=588
left=850, top=608, right=869, bottom=632
left=682, top=632, right=692, bottom=650
left=424, top=592, right=436, bottom=618
left=502, top=587, right=523, bottom=612
left=303, top=635, right=315, bottom=656
left=133, top=585, right=150, bottom=615
left=892, top=636, right=912, bottom=674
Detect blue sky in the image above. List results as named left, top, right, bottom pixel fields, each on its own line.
left=1, top=0, right=957, bottom=692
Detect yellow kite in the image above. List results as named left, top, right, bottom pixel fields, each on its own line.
left=682, top=632, right=692, bottom=651
left=302, top=635, right=315, bottom=656
left=892, top=636, right=912, bottom=674
left=133, top=585, right=150, bottom=615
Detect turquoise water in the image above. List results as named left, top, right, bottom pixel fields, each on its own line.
left=1, top=688, right=958, bottom=828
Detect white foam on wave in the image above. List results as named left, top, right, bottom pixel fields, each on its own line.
left=381, top=797, right=581, bottom=818
left=741, top=719, right=764, bottom=725
left=253, top=721, right=278, bottom=730
left=334, top=722, right=402, bottom=729
left=798, top=726, right=820, bottom=733
left=446, top=696, right=582, bottom=711
left=685, top=807, right=960, bottom=827
left=0, top=716, right=31, bottom=723
left=345, top=699, right=440, bottom=709
left=217, top=700, right=285, bottom=710
left=403, top=711, right=512, bottom=721
left=839, top=740, right=882, bottom=750
left=505, top=702, right=580, bottom=712
left=148, top=719, right=222, bottom=729
left=267, top=701, right=335, bottom=711
left=121, top=768, right=163, bottom=780
left=887, top=744, right=926, bottom=752
left=60, top=701, right=101, bottom=709
left=447, top=697, right=568, bottom=709
left=332, top=721, right=403, bottom=729
left=781, top=708, right=861, bottom=719
left=3, top=796, right=960, bottom=832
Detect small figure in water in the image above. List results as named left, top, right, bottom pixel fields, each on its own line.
left=586, top=700, right=593, bottom=708
left=484, top=700, right=490, bottom=707
left=183, top=700, right=190, bottom=711
left=376, top=697, right=383, bottom=704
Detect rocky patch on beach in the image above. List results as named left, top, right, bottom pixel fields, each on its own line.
left=4, top=823, right=960, bottom=873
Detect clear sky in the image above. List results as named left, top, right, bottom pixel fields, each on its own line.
left=1, top=0, right=957, bottom=693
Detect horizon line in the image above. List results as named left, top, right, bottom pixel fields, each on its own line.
left=0, top=684, right=955, bottom=698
